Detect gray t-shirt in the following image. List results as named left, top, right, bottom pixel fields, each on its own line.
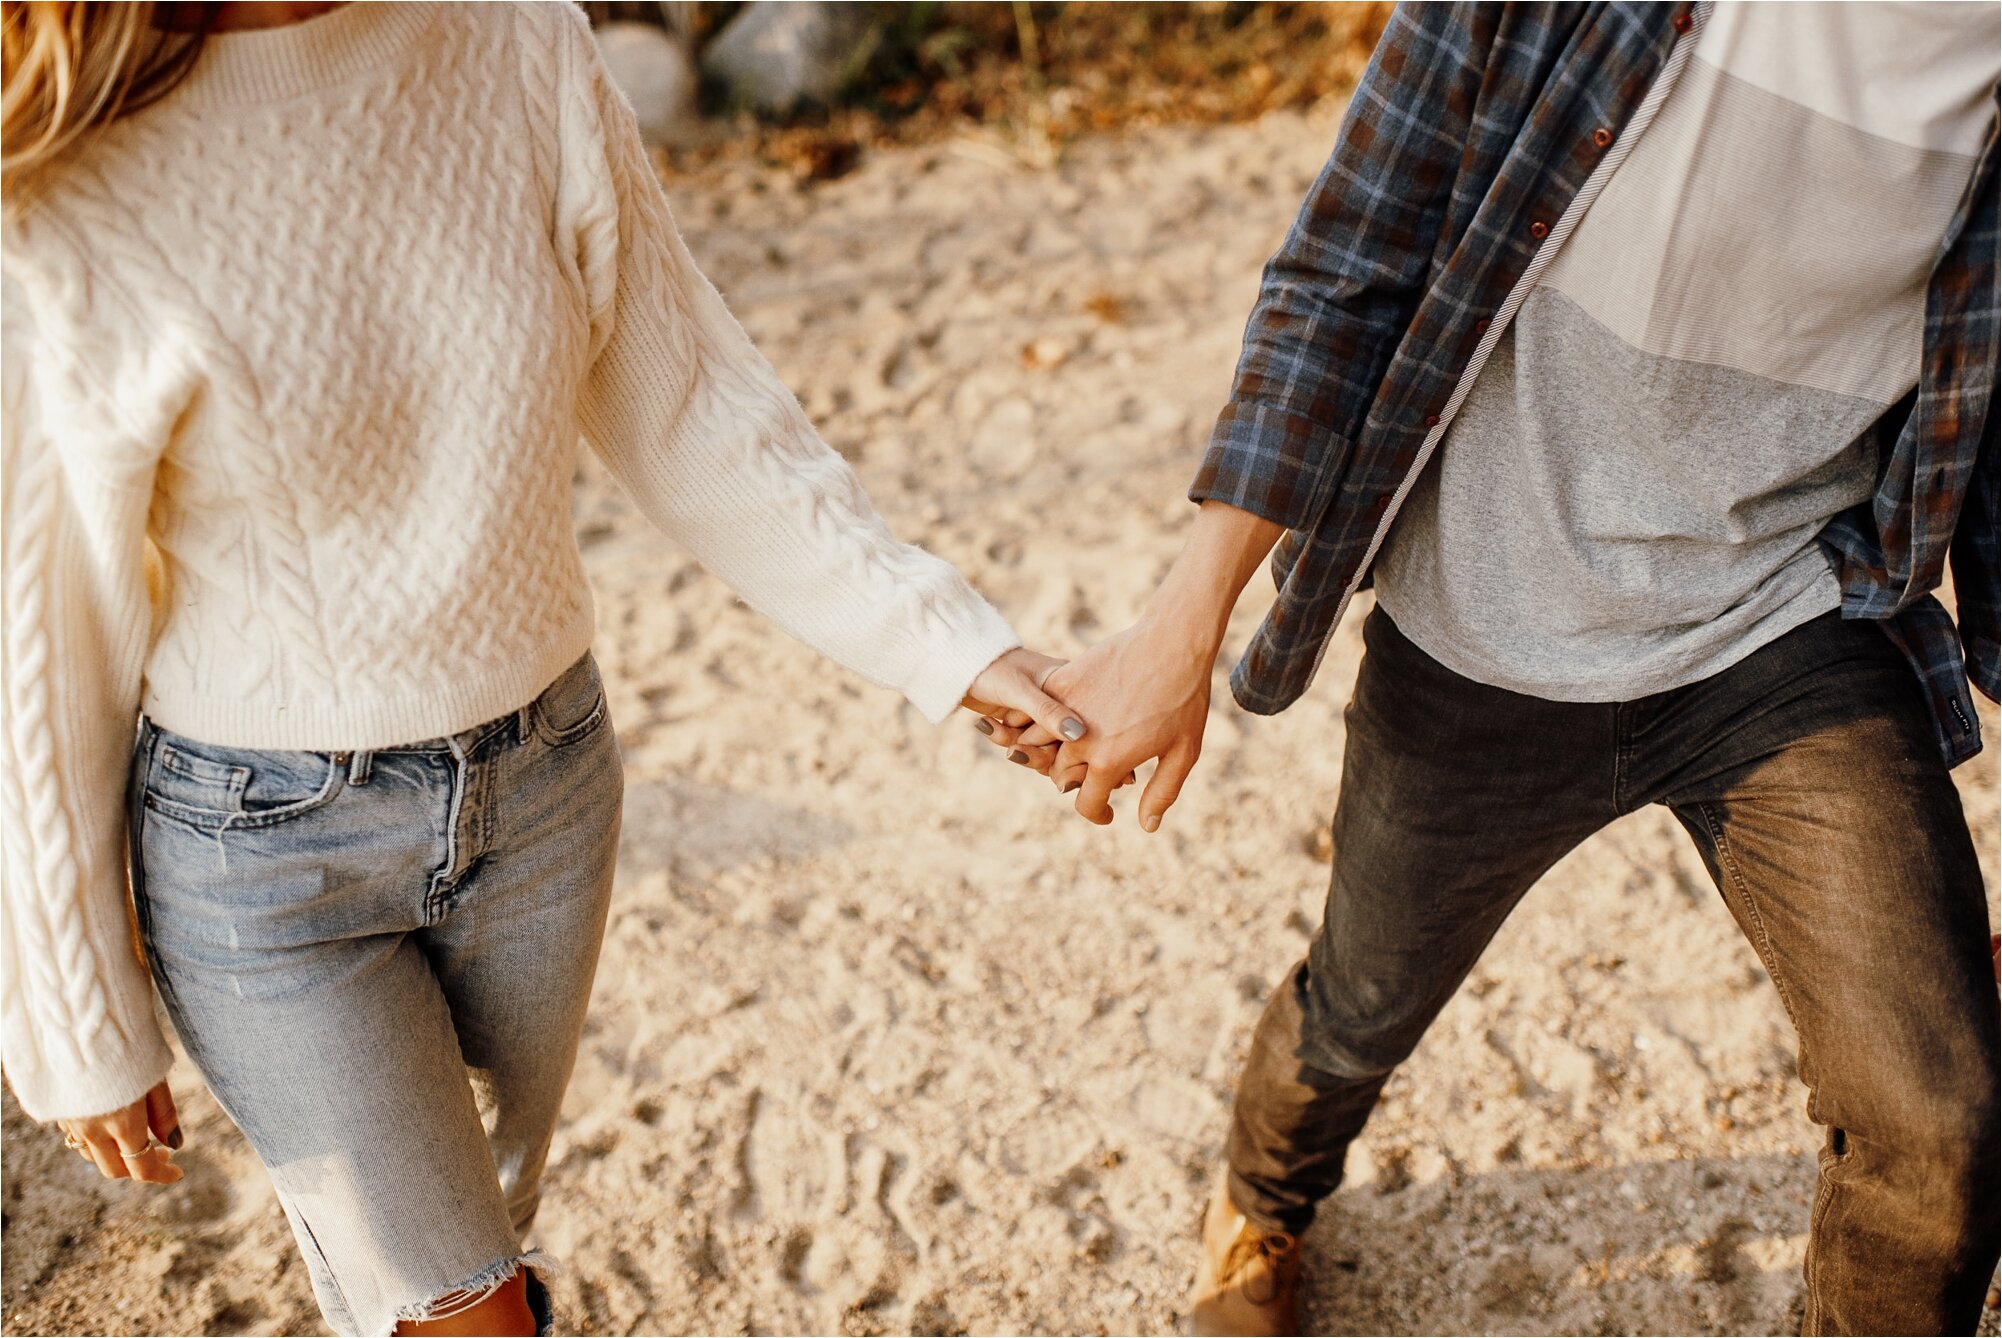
left=1372, top=1, right=2000, bottom=702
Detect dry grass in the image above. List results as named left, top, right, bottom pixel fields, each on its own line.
left=667, top=1, right=1393, bottom=179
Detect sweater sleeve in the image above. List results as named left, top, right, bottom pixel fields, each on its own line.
left=558, top=21, right=1020, bottom=722
left=1, top=263, right=174, bottom=1123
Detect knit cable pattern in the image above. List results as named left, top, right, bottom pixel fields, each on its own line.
left=3, top=2, right=1015, bottom=1120
left=559, top=8, right=1018, bottom=716
left=2, top=251, right=174, bottom=1120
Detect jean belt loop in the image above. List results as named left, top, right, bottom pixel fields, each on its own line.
left=347, top=751, right=374, bottom=786
left=516, top=701, right=535, bottom=746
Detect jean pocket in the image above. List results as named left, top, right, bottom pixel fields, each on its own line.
left=533, top=656, right=608, bottom=747
left=144, top=733, right=346, bottom=832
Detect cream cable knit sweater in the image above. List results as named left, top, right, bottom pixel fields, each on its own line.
left=0, top=2, right=1020, bottom=1122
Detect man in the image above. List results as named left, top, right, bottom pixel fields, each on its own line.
left=985, top=2, right=2000, bottom=1333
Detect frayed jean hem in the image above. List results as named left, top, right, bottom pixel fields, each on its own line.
left=382, top=1249, right=560, bottom=1335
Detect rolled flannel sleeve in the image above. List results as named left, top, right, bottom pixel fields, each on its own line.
left=1191, top=2, right=1485, bottom=530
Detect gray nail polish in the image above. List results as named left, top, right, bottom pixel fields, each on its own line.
left=1059, top=718, right=1085, bottom=741
left=975, top=718, right=995, bottom=736
left=1062, top=780, right=1081, bottom=793
left=167, top=1127, right=184, bottom=1150
left=1008, top=750, right=1029, bottom=765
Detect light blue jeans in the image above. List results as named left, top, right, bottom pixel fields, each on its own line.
left=129, top=654, right=621, bottom=1336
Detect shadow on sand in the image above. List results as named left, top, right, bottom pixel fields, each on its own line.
left=1298, top=1149, right=1823, bottom=1336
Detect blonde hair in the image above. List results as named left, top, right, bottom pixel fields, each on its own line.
left=2, top=2, right=211, bottom=206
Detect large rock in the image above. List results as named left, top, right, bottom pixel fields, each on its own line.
left=595, top=20, right=700, bottom=147
left=700, top=2, right=883, bottom=113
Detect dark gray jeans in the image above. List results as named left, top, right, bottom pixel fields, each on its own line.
left=1227, top=607, right=1999, bottom=1335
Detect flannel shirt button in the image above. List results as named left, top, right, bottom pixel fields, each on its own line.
left=1673, top=10, right=1693, bottom=32
left=1529, top=220, right=1550, bottom=239
left=1592, top=127, right=1614, bottom=149
left=1424, top=414, right=1441, bottom=428
left=1474, top=318, right=1491, bottom=334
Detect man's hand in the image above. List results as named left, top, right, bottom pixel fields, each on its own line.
left=56, top=1082, right=183, bottom=1184
left=979, top=501, right=1284, bottom=829
left=1034, top=613, right=1215, bottom=828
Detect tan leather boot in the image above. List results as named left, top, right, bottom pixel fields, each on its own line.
left=1190, top=1174, right=1303, bottom=1336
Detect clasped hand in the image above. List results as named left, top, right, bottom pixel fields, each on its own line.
left=965, top=608, right=1214, bottom=831
left=961, top=502, right=1282, bottom=830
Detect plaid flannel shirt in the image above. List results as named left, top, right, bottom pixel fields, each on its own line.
left=1192, top=1, right=2001, bottom=766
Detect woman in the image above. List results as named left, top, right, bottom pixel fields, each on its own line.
left=0, top=3, right=1087, bottom=1333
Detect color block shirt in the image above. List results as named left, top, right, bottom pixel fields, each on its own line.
left=1372, top=2, right=2002, bottom=700
left=1190, top=2, right=1999, bottom=765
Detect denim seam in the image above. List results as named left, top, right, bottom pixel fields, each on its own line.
left=1698, top=798, right=1837, bottom=1330
left=159, top=746, right=250, bottom=796
left=467, top=770, right=494, bottom=898
left=127, top=727, right=179, bottom=1012
left=1802, top=1144, right=1844, bottom=1335
left=534, top=691, right=607, bottom=749
left=428, top=751, right=469, bottom=922
left=288, top=1199, right=360, bottom=1336
left=142, top=765, right=345, bottom=833
left=1695, top=801, right=1805, bottom=1029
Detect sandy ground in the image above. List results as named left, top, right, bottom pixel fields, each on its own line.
left=5, top=103, right=1999, bottom=1338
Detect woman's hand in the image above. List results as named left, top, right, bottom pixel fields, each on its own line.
left=56, top=1082, right=183, bottom=1184
left=961, top=647, right=1089, bottom=763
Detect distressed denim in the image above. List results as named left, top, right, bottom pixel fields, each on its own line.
left=1227, top=609, right=1999, bottom=1335
left=129, top=654, right=621, bottom=1337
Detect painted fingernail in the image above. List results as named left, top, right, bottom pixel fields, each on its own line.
left=1062, top=780, right=1081, bottom=794
left=166, top=1127, right=184, bottom=1151
left=975, top=718, right=995, bottom=736
left=1143, top=815, right=1161, bottom=833
left=1008, top=750, right=1029, bottom=765
left=1059, top=718, right=1085, bottom=741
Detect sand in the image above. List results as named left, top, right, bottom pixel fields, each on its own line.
left=5, top=101, right=1998, bottom=1338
